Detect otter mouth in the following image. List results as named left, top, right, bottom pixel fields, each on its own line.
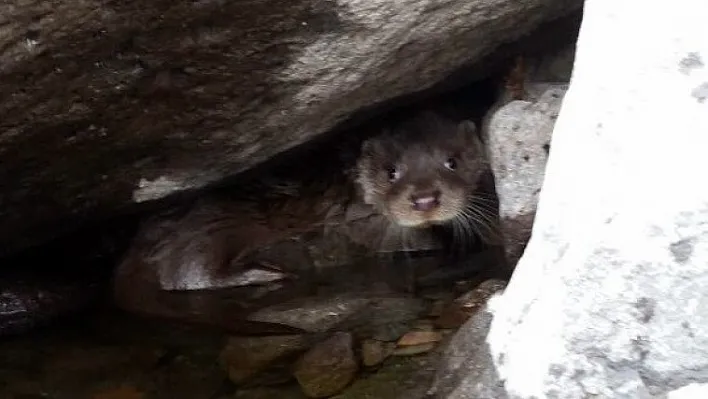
left=391, top=214, right=461, bottom=228
left=387, top=193, right=466, bottom=228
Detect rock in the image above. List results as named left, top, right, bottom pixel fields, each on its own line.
left=353, top=296, right=427, bottom=341
left=249, top=293, right=424, bottom=336
left=439, top=0, right=708, bottom=397
left=246, top=294, right=372, bottom=333
left=482, top=31, right=577, bottom=269
left=219, top=335, right=308, bottom=384
left=332, top=356, right=436, bottom=399
left=392, top=343, right=437, bottom=357
left=427, top=308, right=507, bottom=399
left=484, top=83, right=568, bottom=267
left=0, top=0, right=583, bottom=257
left=396, top=331, right=443, bottom=347
left=409, top=319, right=435, bottom=332
left=369, top=323, right=413, bottom=344
left=434, top=278, right=507, bottom=329
left=293, top=332, right=358, bottom=398
left=361, top=339, right=395, bottom=367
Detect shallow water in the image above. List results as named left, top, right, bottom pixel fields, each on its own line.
left=0, top=242, right=500, bottom=399
left=0, top=293, right=446, bottom=399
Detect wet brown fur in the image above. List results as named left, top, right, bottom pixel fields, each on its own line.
left=355, top=111, right=488, bottom=228
left=114, top=111, right=499, bottom=313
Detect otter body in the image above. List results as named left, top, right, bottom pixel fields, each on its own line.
left=113, top=111, right=499, bottom=319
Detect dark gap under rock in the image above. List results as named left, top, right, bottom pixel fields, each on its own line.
left=0, top=8, right=582, bottom=399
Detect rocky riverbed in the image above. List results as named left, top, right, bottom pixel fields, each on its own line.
left=0, top=251, right=506, bottom=399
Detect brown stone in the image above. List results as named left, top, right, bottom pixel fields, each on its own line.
left=219, top=335, right=308, bottom=384
left=434, top=306, right=473, bottom=330
left=293, top=332, right=358, bottom=398
left=396, top=331, right=443, bottom=347
left=361, top=339, right=395, bottom=367
left=392, top=343, right=437, bottom=357
left=434, top=279, right=508, bottom=329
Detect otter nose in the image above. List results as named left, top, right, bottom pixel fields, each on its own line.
left=410, top=190, right=441, bottom=212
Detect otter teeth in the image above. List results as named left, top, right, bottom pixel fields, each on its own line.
left=411, top=194, right=440, bottom=211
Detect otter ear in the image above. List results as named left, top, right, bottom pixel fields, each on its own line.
left=360, top=139, right=377, bottom=159
left=360, top=130, right=389, bottom=158
left=456, top=120, right=478, bottom=139
left=457, top=120, right=485, bottom=154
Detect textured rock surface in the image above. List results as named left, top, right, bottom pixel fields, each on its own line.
left=361, top=339, right=395, bottom=367
left=442, top=0, right=708, bottom=397
left=426, top=280, right=508, bottom=399
left=484, top=84, right=567, bottom=266
left=0, top=0, right=582, bottom=256
left=427, top=308, right=506, bottom=399
left=248, top=293, right=424, bottom=334
left=434, top=278, right=508, bottom=329
left=219, top=334, right=308, bottom=384
left=293, top=332, right=358, bottom=398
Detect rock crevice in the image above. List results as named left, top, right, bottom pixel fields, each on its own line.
left=0, top=0, right=582, bottom=255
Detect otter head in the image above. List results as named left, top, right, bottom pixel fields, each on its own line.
left=355, top=112, right=488, bottom=229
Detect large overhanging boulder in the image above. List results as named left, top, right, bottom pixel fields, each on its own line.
left=430, top=0, right=708, bottom=397
left=0, top=0, right=581, bottom=256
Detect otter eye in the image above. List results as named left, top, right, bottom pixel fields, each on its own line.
left=444, top=157, right=457, bottom=171
left=387, top=166, right=400, bottom=182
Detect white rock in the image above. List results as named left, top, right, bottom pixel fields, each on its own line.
left=667, top=383, right=708, bottom=399
left=486, top=85, right=565, bottom=221
left=484, top=84, right=567, bottom=266
left=486, top=0, right=708, bottom=397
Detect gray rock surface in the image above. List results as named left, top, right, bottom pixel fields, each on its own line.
left=248, top=293, right=424, bottom=335
left=436, top=0, right=708, bottom=397
left=427, top=294, right=508, bottom=399
left=0, top=0, right=582, bottom=256
left=484, top=85, right=567, bottom=266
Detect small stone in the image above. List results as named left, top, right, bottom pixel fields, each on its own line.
left=219, top=335, right=307, bottom=383
left=435, top=279, right=507, bottom=329
left=293, top=332, right=358, bottom=398
left=434, top=306, right=472, bottom=329
left=410, top=319, right=435, bottom=332
left=396, top=331, right=442, bottom=347
left=361, top=339, right=395, bottom=367
left=392, top=343, right=437, bottom=357
left=370, top=322, right=411, bottom=342
left=353, top=296, right=426, bottom=340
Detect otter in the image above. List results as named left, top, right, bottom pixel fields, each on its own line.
left=354, top=111, right=497, bottom=245
left=112, top=111, right=500, bottom=324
